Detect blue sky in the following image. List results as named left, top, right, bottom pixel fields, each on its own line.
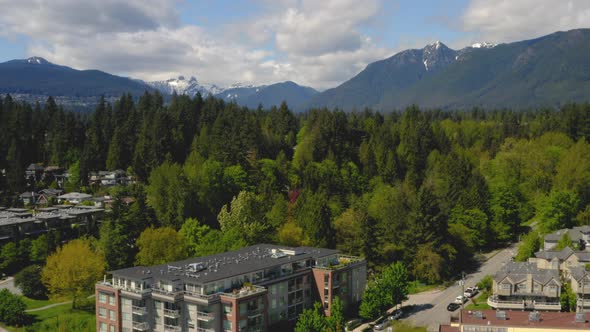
left=0, top=0, right=588, bottom=89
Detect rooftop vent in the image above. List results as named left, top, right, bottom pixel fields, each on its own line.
left=529, top=311, right=540, bottom=322
left=576, top=313, right=586, bottom=323
left=472, top=311, right=484, bottom=319
left=496, top=311, right=507, bottom=320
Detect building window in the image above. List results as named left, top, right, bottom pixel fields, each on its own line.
left=500, top=283, right=511, bottom=290
left=223, top=319, right=232, bottom=330
left=123, top=312, right=131, bottom=321
left=122, top=328, right=131, bottom=332
left=109, top=309, right=116, bottom=321
left=223, top=303, right=232, bottom=314
left=122, top=297, right=131, bottom=306
left=99, top=322, right=107, bottom=332
left=99, top=307, right=107, bottom=318
left=99, top=293, right=107, bottom=304
left=109, top=325, right=115, bottom=332
left=240, top=302, right=248, bottom=316
left=109, top=295, right=115, bottom=305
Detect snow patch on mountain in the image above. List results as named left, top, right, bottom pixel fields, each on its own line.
left=471, top=42, right=497, bottom=49
left=147, top=76, right=225, bottom=96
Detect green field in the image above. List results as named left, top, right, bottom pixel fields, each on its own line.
left=1, top=296, right=95, bottom=332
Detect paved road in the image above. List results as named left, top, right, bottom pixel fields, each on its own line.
left=0, top=277, right=21, bottom=295
left=403, top=243, right=518, bottom=332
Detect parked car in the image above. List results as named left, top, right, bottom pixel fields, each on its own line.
left=464, top=286, right=479, bottom=298
left=454, top=295, right=468, bottom=304
left=345, top=318, right=363, bottom=331
left=388, top=309, right=403, bottom=320
left=447, top=302, right=461, bottom=311
left=373, top=316, right=389, bottom=331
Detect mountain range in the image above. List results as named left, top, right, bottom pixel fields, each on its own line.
left=2, top=29, right=590, bottom=111
left=307, top=29, right=590, bottom=110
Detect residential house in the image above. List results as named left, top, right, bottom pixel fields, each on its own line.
left=530, top=247, right=590, bottom=278
left=488, top=261, right=561, bottom=311
left=19, top=191, right=37, bottom=205
left=57, top=192, right=93, bottom=204
left=36, top=188, right=64, bottom=206
left=544, top=226, right=590, bottom=251
left=570, top=267, right=590, bottom=313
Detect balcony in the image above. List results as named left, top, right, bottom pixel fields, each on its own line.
left=164, top=308, right=181, bottom=318
left=152, top=288, right=183, bottom=301
left=247, top=308, right=262, bottom=318
left=288, top=284, right=303, bottom=292
left=222, top=285, right=267, bottom=299
left=577, top=298, right=590, bottom=309
left=132, top=305, right=147, bottom=315
left=487, top=296, right=525, bottom=310
left=184, top=290, right=220, bottom=304
left=164, top=324, right=181, bottom=332
left=533, top=301, right=561, bottom=311
left=197, top=311, right=215, bottom=321
left=132, top=321, right=149, bottom=331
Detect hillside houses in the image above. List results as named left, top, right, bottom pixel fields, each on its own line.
left=23, top=163, right=135, bottom=190
left=488, top=226, right=590, bottom=313
left=0, top=205, right=103, bottom=242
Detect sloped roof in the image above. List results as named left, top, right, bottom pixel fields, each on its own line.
left=494, top=261, right=560, bottom=285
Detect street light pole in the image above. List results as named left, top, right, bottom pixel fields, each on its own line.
left=461, top=271, right=466, bottom=311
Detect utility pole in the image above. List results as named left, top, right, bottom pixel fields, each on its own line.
left=460, top=271, right=466, bottom=310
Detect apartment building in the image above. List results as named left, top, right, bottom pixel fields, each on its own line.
left=95, top=244, right=366, bottom=332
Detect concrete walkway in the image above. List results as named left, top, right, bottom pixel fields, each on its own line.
left=25, top=301, right=72, bottom=312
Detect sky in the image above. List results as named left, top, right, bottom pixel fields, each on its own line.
left=0, top=0, right=589, bottom=90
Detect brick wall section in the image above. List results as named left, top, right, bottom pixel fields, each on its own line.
left=96, top=283, right=121, bottom=332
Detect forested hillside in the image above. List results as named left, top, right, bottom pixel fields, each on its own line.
left=1, top=92, right=590, bottom=283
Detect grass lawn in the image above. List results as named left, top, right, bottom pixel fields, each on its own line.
left=465, top=292, right=491, bottom=310
left=20, top=297, right=60, bottom=310
left=1, top=296, right=95, bottom=332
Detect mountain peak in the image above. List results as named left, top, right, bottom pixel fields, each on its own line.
left=26, top=56, right=50, bottom=65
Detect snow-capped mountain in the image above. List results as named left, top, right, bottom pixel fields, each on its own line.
left=147, top=76, right=224, bottom=96
left=25, top=56, right=51, bottom=65
left=422, top=41, right=456, bottom=71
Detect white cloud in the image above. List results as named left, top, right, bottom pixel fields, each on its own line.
left=462, top=0, right=590, bottom=43
left=0, top=0, right=393, bottom=89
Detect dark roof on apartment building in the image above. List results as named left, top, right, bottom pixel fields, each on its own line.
left=111, top=244, right=343, bottom=284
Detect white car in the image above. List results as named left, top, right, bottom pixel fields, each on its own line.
left=454, top=295, right=468, bottom=304
left=464, top=287, right=479, bottom=298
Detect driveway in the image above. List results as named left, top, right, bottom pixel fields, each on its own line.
left=403, top=243, right=518, bottom=331
left=0, top=276, right=21, bottom=295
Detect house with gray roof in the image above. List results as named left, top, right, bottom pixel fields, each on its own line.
left=570, top=266, right=590, bottom=312
left=544, top=226, right=590, bottom=251
left=488, top=261, right=561, bottom=311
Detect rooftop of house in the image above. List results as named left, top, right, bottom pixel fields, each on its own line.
left=57, top=192, right=93, bottom=200
left=534, top=247, right=590, bottom=262
left=110, top=244, right=356, bottom=285
left=459, top=310, right=590, bottom=329
left=0, top=205, right=103, bottom=226
left=545, top=226, right=590, bottom=242
left=494, top=261, right=560, bottom=284
left=570, top=266, right=590, bottom=282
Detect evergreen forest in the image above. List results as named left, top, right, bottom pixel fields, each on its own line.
left=2, top=92, right=590, bottom=284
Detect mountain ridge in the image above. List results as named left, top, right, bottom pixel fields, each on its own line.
left=307, top=28, right=590, bottom=111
